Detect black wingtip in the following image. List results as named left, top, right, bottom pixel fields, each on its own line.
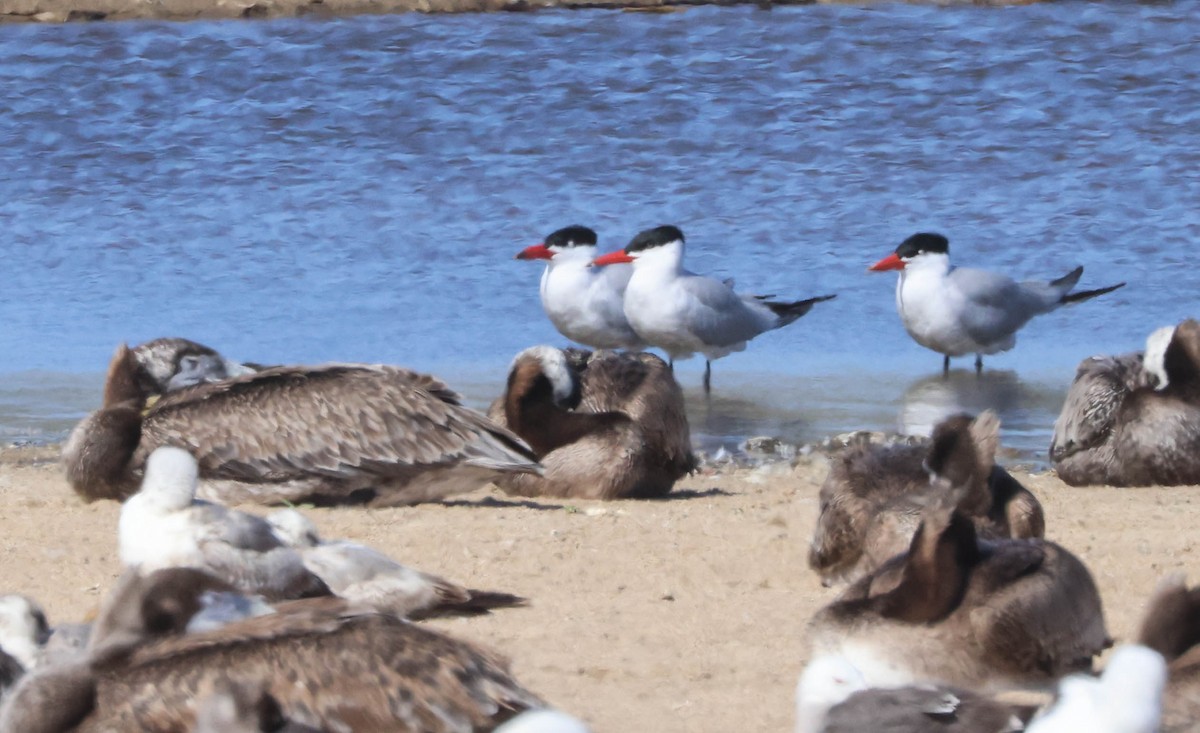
left=416, top=591, right=530, bottom=620
left=1050, top=265, right=1085, bottom=289
left=1062, top=281, right=1126, bottom=305
left=764, top=293, right=837, bottom=319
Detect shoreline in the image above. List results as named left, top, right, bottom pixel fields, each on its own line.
left=0, top=0, right=1042, bottom=25
left=0, top=441, right=1196, bottom=731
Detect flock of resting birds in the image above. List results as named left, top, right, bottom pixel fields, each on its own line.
left=0, top=223, right=1196, bottom=732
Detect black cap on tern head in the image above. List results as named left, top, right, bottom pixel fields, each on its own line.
left=627, top=225, right=685, bottom=254
left=896, top=233, right=950, bottom=259
left=544, top=225, right=598, bottom=249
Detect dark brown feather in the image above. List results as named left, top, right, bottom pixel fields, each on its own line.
left=67, top=361, right=540, bottom=505
left=490, top=348, right=696, bottom=500
left=809, top=413, right=1043, bottom=585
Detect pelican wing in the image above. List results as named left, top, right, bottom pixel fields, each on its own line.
left=92, top=605, right=544, bottom=732
left=577, top=351, right=696, bottom=474
left=139, top=364, right=538, bottom=485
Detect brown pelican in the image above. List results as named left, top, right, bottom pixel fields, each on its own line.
left=806, top=489, right=1108, bottom=693
left=809, top=411, right=1044, bottom=585
left=266, top=508, right=526, bottom=619
left=63, top=344, right=541, bottom=505
left=487, top=346, right=696, bottom=499
left=1051, top=320, right=1200, bottom=486
left=0, top=567, right=548, bottom=732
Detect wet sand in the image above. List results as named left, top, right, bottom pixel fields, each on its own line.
left=0, top=442, right=1196, bottom=732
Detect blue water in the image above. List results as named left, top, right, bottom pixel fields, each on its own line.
left=1, top=2, right=1198, bottom=458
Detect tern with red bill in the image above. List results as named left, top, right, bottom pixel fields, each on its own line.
left=516, top=225, right=644, bottom=350
left=592, top=225, right=835, bottom=393
left=870, top=232, right=1126, bottom=374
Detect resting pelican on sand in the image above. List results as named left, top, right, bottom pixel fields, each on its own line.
left=806, top=488, right=1108, bottom=692
left=809, top=411, right=1044, bottom=585
left=63, top=344, right=541, bottom=505
left=1051, top=320, right=1200, bottom=486
left=869, top=232, right=1125, bottom=373
left=592, top=225, right=835, bottom=392
left=487, top=346, right=696, bottom=499
left=0, top=567, right=549, bottom=733
left=119, top=447, right=329, bottom=601
left=267, top=508, right=526, bottom=619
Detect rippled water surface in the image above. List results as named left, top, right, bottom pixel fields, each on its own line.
left=1, top=2, right=1198, bottom=458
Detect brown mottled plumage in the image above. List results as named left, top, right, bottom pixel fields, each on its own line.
left=807, top=489, right=1108, bottom=693
left=1052, top=320, right=1200, bottom=486
left=63, top=345, right=540, bottom=505
left=809, top=411, right=1044, bottom=586
left=193, top=677, right=323, bottom=733
left=487, top=346, right=696, bottom=500
left=0, top=569, right=545, bottom=733
left=1137, top=575, right=1200, bottom=732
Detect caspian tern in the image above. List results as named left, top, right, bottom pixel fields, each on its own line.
left=870, top=233, right=1126, bottom=374
left=592, top=225, right=836, bottom=392
left=516, top=225, right=644, bottom=350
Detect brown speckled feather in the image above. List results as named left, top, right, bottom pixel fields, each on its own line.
left=1053, top=323, right=1200, bottom=487
left=809, top=413, right=1043, bottom=586
left=809, top=498, right=1107, bottom=691
left=128, top=364, right=539, bottom=506
left=489, top=348, right=695, bottom=500
left=79, top=603, right=543, bottom=733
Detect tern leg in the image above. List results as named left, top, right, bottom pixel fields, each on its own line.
left=974, top=354, right=983, bottom=374
left=942, top=355, right=950, bottom=375
left=703, top=360, right=712, bottom=393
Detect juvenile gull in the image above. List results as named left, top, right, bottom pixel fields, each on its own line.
left=267, top=508, right=526, bottom=620
left=1025, top=645, right=1167, bottom=733
left=119, top=447, right=329, bottom=601
left=794, top=654, right=1029, bottom=733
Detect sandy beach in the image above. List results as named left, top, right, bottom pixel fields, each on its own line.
left=0, top=441, right=1195, bottom=732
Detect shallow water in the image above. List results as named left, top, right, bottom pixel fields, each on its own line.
left=1, top=2, right=1198, bottom=460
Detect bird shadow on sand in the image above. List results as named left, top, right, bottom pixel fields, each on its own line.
left=651, top=487, right=735, bottom=501
left=441, top=487, right=733, bottom=510
left=440, top=496, right=567, bottom=511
